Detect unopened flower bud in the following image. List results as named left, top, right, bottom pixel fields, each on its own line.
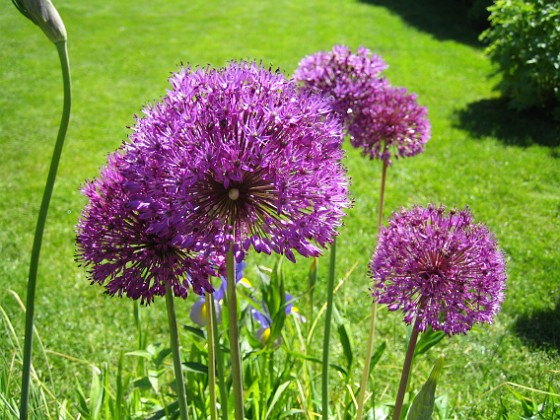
left=18, top=0, right=67, bottom=44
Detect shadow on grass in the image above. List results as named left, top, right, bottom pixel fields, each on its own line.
left=513, top=300, right=560, bottom=351
left=358, top=0, right=482, bottom=47
left=454, top=97, right=560, bottom=153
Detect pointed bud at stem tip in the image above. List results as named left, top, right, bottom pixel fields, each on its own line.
left=13, top=0, right=67, bottom=44
left=228, top=188, right=240, bottom=201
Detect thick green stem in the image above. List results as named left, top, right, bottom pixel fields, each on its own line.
left=20, top=41, right=71, bottom=420
left=226, top=248, right=244, bottom=420
left=206, top=291, right=218, bottom=420
left=321, top=237, right=337, bottom=418
left=356, top=158, right=388, bottom=419
left=393, top=317, right=421, bottom=420
left=165, top=284, right=189, bottom=420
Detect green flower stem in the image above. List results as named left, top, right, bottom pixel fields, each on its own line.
left=393, top=317, right=421, bottom=420
left=226, top=247, right=245, bottom=420
left=356, top=157, right=388, bottom=419
left=165, top=284, right=189, bottom=420
left=20, top=40, right=71, bottom=420
left=206, top=291, right=218, bottom=420
left=321, top=237, right=337, bottom=418
left=210, top=296, right=228, bottom=420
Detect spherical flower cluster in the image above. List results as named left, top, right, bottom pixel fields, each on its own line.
left=294, top=45, right=430, bottom=165
left=76, top=154, right=217, bottom=304
left=123, top=61, right=350, bottom=263
left=293, top=45, right=388, bottom=122
left=370, top=205, right=506, bottom=335
left=348, top=86, right=430, bottom=164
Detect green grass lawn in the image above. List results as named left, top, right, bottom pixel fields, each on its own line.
left=1, top=0, right=559, bottom=417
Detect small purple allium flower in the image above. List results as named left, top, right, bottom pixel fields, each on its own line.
left=124, top=61, right=350, bottom=263
left=348, top=86, right=431, bottom=164
left=76, top=153, right=218, bottom=304
left=371, top=205, right=506, bottom=335
left=294, top=45, right=388, bottom=124
left=294, top=45, right=430, bottom=165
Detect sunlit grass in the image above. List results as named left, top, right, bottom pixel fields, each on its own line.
left=1, top=0, right=559, bottom=417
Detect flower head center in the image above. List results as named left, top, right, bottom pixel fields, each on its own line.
left=228, top=188, right=240, bottom=201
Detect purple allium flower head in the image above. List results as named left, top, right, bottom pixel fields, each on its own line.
left=294, top=45, right=388, bottom=122
left=371, top=205, right=506, bottom=335
left=76, top=153, right=219, bottom=305
left=294, top=45, right=430, bottom=165
left=124, top=61, right=350, bottom=263
left=348, top=86, right=431, bottom=164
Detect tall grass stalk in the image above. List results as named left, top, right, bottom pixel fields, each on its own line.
left=357, top=157, right=389, bottom=419
left=205, top=291, right=218, bottom=420
left=321, top=238, right=337, bottom=418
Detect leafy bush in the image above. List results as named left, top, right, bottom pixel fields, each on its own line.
left=481, top=0, right=560, bottom=113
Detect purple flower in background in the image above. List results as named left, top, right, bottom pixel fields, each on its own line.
left=251, top=293, right=304, bottom=345
left=294, top=45, right=388, bottom=124
left=76, top=153, right=218, bottom=304
left=124, top=61, right=350, bottom=263
left=349, top=86, right=430, bottom=164
left=370, top=205, right=506, bottom=335
left=294, top=45, right=430, bottom=165
left=190, top=261, right=247, bottom=326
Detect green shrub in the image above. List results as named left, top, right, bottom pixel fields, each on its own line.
left=481, top=0, right=560, bottom=112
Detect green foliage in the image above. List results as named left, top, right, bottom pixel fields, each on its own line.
left=481, top=0, right=560, bottom=112
left=407, top=356, right=445, bottom=420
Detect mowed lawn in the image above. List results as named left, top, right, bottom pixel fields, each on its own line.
left=1, top=0, right=559, bottom=417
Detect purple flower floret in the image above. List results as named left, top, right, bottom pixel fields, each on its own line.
left=348, top=86, right=431, bottom=164
left=294, top=45, right=431, bottom=165
left=370, top=205, right=506, bottom=335
left=294, top=45, right=388, bottom=125
left=76, top=153, right=218, bottom=304
left=124, top=61, right=350, bottom=263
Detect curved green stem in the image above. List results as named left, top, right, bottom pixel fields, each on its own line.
left=20, top=41, right=71, bottom=420
left=165, top=284, right=189, bottom=420
left=321, top=237, right=337, bottom=418
left=226, top=248, right=244, bottom=420
left=393, top=317, right=421, bottom=420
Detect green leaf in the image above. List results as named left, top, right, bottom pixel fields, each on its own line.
left=370, top=341, right=387, bottom=374
left=183, top=361, right=208, bottom=375
left=337, top=323, right=353, bottom=372
left=266, top=381, right=291, bottom=418
left=414, top=327, right=446, bottom=358
left=407, top=356, right=445, bottom=420
left=183, top=325, right=206, bottom=339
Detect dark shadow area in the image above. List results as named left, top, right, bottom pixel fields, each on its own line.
left=358, top=0, right=482, bottom=47
left=514, top=300, right=560, bottom=351
left=454, top=98, right=560, bottom=152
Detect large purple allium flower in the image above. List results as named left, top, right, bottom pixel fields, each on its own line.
left=294, top=45, right=388, bottom=123
left=294, top=45, right=430, bottom=165
left=348, top=86, right=430, bottom=164
left=371, top=205, right=506, bottom=335
left=123, top=61, right=350, bottom=263
left=76, top=153, right=218, bottom=304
